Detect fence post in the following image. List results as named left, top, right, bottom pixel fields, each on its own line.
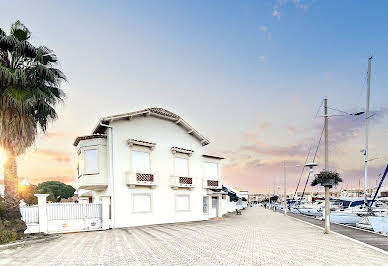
left=100, top=196, right=110, bottom=230
left=35, top=194, right=49, bottom=233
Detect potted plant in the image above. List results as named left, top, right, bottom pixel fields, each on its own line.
left=311, top=170, right=343, bottom=234
left=311, top=170, right=342, bottom=189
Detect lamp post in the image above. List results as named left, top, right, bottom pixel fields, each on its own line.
left=283, top=162, right=300, bottom=215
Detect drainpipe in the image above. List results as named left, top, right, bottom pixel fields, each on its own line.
left=99, top=122, right=115, bottom=228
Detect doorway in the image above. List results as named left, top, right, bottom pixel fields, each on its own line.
left=210, top=196, right=218, bottom=218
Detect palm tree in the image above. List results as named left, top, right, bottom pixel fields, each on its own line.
left=0, top=21, right=66, bottom=238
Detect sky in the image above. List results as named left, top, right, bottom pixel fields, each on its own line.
left=1, top=0, right=388, bottom=194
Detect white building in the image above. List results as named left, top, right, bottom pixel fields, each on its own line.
left=74, top=108, right=227, bottom=228
left=239, top=190, right=249, bottom=208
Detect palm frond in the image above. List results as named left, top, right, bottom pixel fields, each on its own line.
left=0, top=20, right=66, bottom=155
left=10, top=20, right=31, bottom=41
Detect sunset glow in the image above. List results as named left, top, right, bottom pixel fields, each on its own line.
left=0, top=148, right=5, bottom=168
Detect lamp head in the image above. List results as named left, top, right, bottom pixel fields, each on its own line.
left=305, top=162, right=318, bottom=169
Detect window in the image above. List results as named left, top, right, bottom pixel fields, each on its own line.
left=175, top=195, right=190, bottom=212
left=132, top=194, right=152, bottom=213
left=132, top=151, right=150, bottom=173
left=204, top=162, right=218, bottom=179
left=83, top=149, right=98, bottom=174
left=77, top=151, right=82, bottom=176
left=174, top=157, right=189, bottom=177
left=203, top=196, right=209, bottom=214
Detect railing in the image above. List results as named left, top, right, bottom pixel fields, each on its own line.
left=126, top=172, right=156, bottom=187
left=21, top=206, right=39, bottom=224
left=202, top=178, right=222, bottom=189
left=170, top=176, right=195, bottom=189
left=207, top=180, right=218, bottom=187
left=136, top=173, right=154, bottom=182
left=179, top=177, right=193, bottom=185
left=47, top=203, right=102, bottom=220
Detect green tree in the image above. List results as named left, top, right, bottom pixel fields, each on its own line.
left=37, top=181, right=75, bottom=202
left=0, top=21, right=66, bottom=238
left=18, top=184, right=38, bottom=205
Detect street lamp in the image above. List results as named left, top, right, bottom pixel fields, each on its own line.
left=283, top=162, right=300, bottom=215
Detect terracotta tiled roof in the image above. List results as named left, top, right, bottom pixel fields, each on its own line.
left=147, top=108, right=179, bottom=119
left=92, top=107, right=210, bottom=146
left=73, top=134, right=107, bottom=146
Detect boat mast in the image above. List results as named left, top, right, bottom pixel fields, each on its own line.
left=364, top=56, right=372, bottom=206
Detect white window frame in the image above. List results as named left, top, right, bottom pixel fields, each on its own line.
left=173, top=154, right=190, bottom=177
left=77, top=150, right=82, bottom=177
left=203, top=161, right=219, bottom=180
left=175, top=194, right=191, bottom=212
left=130, top=145, right=153, bottom=174
left=131, top=150, right=151, bottom=174
left=81, top=147, right=99, bottom=175
left=132, top=193, right=153, bottom=214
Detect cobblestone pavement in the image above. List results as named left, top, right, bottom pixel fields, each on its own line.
left=1, top=207, right=388, bottom=266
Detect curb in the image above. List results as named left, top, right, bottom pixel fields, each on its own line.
left=288, top=214, right=388, bottom=256
left=0, top=234, right=61, bottom=251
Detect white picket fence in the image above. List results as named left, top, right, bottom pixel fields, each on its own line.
left=47, top=203, right=102, bottom=220
left=20, top=195, right=110, bottom=234
left=21, top=205, right=39, bottom=224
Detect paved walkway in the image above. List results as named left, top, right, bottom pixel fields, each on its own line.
left=1, top=208, right=387, bottom=265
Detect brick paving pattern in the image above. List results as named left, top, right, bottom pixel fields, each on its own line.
left=1, top=207, right=387, bottom=265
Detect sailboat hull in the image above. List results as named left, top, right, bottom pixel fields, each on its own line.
left=330, top=212, right=363, bottom=225
left=297, top=208, right=323, bottom=216
left=368, top=216, right=388, bottom=234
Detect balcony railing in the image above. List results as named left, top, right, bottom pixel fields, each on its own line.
left=170, top=176, right=195, bottom=189
left=126, top=172, right=156, bottom=188
left=202, top=178, right=222, bottom=189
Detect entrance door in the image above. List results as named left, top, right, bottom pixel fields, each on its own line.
left=211, top=196, right=218, bottom=218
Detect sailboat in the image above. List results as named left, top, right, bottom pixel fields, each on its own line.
left=329, top=57, right=375, bottom=225
left=365, top=165, right=388, bottom=233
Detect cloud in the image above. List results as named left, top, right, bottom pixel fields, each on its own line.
left=287, top=125, right=297, bottom=134
left=259, top=121, right=271, bottom=129
left=43, top=132, right=66, bottom=139
left=241, top=142, right=307, bottom=157
left=31, top=149, right=72, bottom=163
left=272, top=0, right=311, bottom=19
left=321, top=107, right=388, bottom=146
left=259, top=26, right=268, bottom=32
left=258, top=56, right=265, bottom=63
left=272, top=10, right=281, bottom=19
left=26, top=175, right=75, bottom=186
left=246, top=159, right=264, bottom=168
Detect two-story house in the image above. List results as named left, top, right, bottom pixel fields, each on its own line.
left=74, top=108, right=226, bottom=228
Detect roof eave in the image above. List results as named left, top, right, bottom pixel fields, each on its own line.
left=91, top=109, right=210, bottom=146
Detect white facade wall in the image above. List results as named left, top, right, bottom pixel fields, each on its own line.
left=76, top=115, right=224, bottom=228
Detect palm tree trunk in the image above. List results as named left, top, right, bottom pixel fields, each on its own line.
left=3, top=150, right=26, bottom=238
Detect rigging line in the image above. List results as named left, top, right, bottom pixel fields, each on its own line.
left=298, top=124, right=325, bottom=206
left=327, top=106, right=351, bottom=115
left=292, top=143, right=313, bottom=201
left=292, top=98, right=324, bottom=201
left=314, top=100, right=324, bottom=119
